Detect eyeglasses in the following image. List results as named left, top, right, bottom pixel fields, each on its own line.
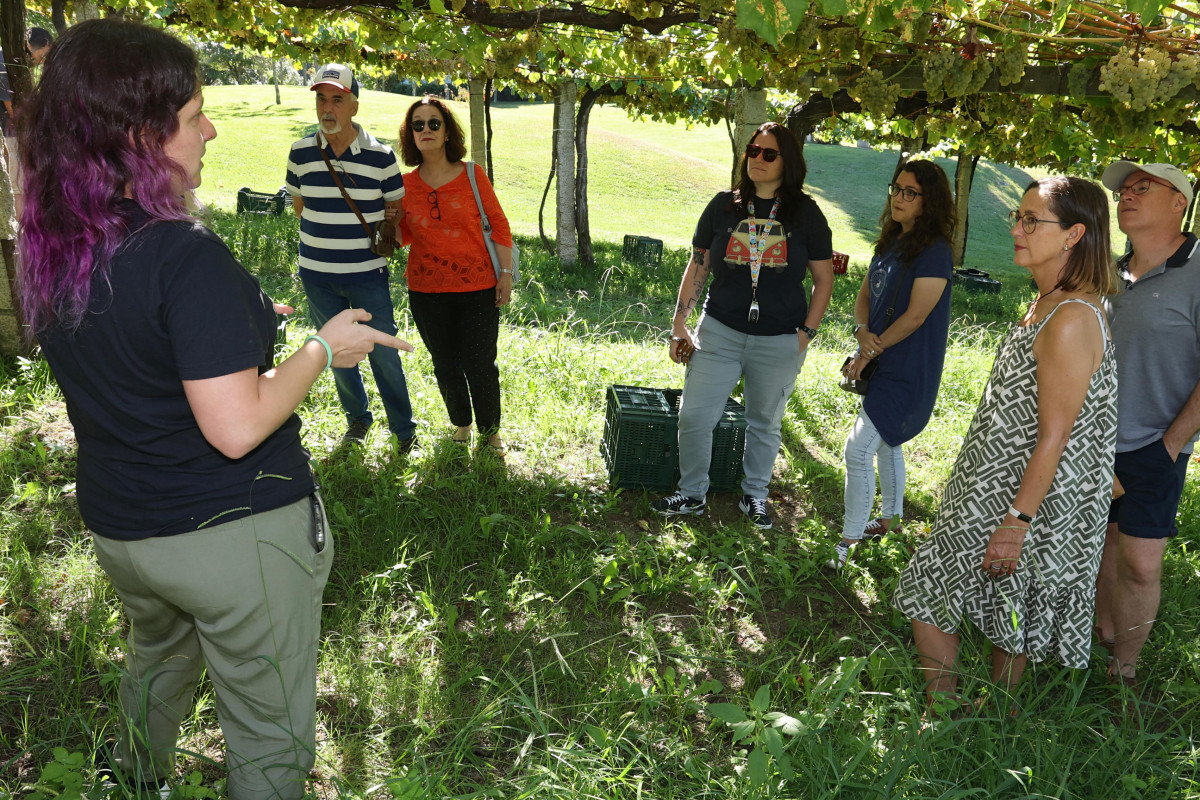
left=1111, top=176, right=1178, bottom=202
left=745, top=144, right=781, bottom=163
left=411, top=118, right=443, bottom=133
left=427, top=190, right=440, bottom=220
left=1007, top=209, right=1067, bottom=234
left=887, top=183, right=923, bottom=202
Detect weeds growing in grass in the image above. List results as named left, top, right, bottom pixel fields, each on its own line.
left=1, top=213, right=1197, bottom=799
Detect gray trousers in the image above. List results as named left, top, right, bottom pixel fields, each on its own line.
left=678, top=315, right=805, bottom=499
left=92, top=494, right=332, bottom=800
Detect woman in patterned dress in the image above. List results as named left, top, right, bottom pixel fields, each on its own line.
left=892, top=176, right=1119, bottom=713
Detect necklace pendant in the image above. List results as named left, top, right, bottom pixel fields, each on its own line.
left=748, top=300, right=760, bottom=323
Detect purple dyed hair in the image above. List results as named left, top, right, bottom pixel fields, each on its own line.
left=17, top=18, right=199, bottom=335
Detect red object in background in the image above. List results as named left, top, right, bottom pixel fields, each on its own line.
left=832, top=251, right=849, bottom=275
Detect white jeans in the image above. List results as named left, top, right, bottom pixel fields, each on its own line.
left=842, top=408, right=905, bottom=540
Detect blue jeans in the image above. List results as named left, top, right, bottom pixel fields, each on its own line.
left=841, top=408, right=905, bottom=540
left=677, top=315, right=805, bottom=499
left=300, top=269, right=416, bottom=439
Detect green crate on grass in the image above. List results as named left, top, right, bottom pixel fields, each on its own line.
left=662, top=389, right=747, bottom=492
left=602, top=385, right=747, bottom=492
left=602, top=385, right=677, bottom=489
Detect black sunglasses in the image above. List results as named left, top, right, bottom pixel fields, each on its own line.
left=411, top=118, right=442, bottom=133
left=746, top=144, right=781, bottom=163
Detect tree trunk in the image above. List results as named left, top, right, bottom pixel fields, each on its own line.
left=0, top=0, right=25, bottom=356
left=2, top=0, right=30, bottom=105
left=952, top=147, right=979, bottom=268
left=554, top=79, right=577, bottom=267
left=730, top=85, right=767, bottom=187
left=484, top=77, right=494, bottom=182
left=50, top=0, right=66, bottom=32
left=574, top=87, right=599, bottom=268
left=468, top=76, right=487, bottom=167
left=538, top=95, right=558, bottom=254
left=75, top=1, right=99, bottom=21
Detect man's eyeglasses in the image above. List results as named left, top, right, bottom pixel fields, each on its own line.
left=745, top=144, right=781, bottom=163
left=887, top=183, right=923, bottom=202
left=1112, top=176, right=1178, bottom=203
left=1007, top=210, right=1067, bottom=234
left=411, top=118, right=443, bottom=133
left=428, top=190, right=441, bottom=220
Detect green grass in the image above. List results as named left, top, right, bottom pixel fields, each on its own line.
left=1, top=90, right=1196, bottom=800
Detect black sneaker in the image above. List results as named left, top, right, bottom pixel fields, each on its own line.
left=738, top=495, right=773, bottom=530
left=395, top=434, right=419, bottom=456
left=96, top=743, right=172, bottom=799
left=342, top=419, right=371, bottom=445
left=651, top=492, right=706, bottom=517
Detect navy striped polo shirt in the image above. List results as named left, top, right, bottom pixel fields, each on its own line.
left=285, top=123, right=405, bottom=274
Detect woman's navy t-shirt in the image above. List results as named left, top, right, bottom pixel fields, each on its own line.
left=693, top=190, right=833, bottom=336
left=862, top=238, right=954, bottom=447
left=38, top=201, right=314, bottom=540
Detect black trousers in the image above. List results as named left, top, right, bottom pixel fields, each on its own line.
left=408, top=288, right=501, bottom=433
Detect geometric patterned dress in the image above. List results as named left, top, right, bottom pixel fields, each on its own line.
left=892, top=299, right=1117, bottom=669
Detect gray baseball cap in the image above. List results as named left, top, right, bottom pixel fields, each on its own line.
left=1101, top=160, right=1193, bottom=205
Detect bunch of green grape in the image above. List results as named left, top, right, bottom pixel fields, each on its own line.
left=851, top=68, right=903, bottom=117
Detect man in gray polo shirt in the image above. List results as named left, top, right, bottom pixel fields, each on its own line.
left=1095, top=161, right=1200, bottom=690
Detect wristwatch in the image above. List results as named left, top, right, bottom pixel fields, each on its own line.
left=799, top=325, right=818, bottom=339
left=853, top=323, right=867, bottom=334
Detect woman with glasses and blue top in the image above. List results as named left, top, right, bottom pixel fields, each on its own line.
left=652, top=122, right=834, bottom=529
left=827, top=161, right=956, bottom=570
left=397, top=96, right=514, bottom=455
left=892, top=176, right=1118, bottom=720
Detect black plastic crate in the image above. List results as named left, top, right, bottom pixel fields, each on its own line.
left=602, top=385, right=747, bottom=492
left=953, top=268, right=1002, bottom=294
left=237, top=187, right=289, bottom=216
left=622, top=235, right=664, bottom=266
left=602, top=385, right=677, bottom=490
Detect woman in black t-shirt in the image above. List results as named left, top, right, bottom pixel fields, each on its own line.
left=18, top=20, right=410, bottom=799
left=651, top=123, right=834, bottom=529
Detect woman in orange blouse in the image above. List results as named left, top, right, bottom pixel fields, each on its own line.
left=398, top=96, right=514, bottom=454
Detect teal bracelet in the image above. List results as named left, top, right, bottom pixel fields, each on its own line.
left=304, top=334, right=333, bottom=371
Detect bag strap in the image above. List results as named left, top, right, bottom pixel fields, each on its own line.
left=464, top=160, right=504, bottom=279
left=881, top=261, right=911, bottom=330
left=318, top=141, right=375, bottom=239
left=464, top=160, right=493, bottom=234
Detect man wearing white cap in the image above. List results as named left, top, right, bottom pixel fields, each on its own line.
left=1095, top=160, right=1200, bottom=691
left=285, top=63, right=418, bottom=452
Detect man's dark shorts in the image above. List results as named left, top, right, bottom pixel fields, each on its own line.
left=1108, top=438, right=1190, bottom=539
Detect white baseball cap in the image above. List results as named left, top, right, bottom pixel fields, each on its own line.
left=1101, top=161, right=1193, bottom=205
left=311, top=63, right=360, bottom=97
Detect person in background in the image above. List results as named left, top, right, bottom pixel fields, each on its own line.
left=26, top=26, right=53, bottom=65
left=19, top=20, right=410, bottom=797
left=1094, top=161, right=1200, bottom=693
left=397, top=95, right=513, bottom=455
left=892, top=177, right=1117, bottom=717
left=652, top=121, right=834, bottom=530
left=286, top=63, right=418, bottom=452
left=827, top=160, right=955, bottom=570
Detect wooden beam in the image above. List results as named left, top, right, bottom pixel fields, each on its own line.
left=814, top=62, right=1199, bottom=101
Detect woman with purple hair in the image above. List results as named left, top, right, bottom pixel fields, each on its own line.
left=18, top=19, right=411, bottom=799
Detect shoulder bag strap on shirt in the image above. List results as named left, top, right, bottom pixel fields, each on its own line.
left=465, top=160, right=504, bottom=280
left=318, top=143, right=375, bottom=239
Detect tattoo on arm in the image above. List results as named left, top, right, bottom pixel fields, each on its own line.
left=674, top=248, right=711, bottom=319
